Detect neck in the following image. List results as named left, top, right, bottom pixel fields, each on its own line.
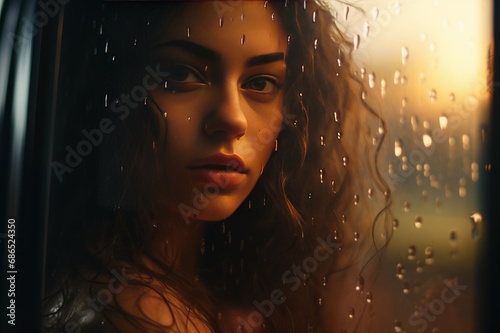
left=148, top=213, right=208, bottom=277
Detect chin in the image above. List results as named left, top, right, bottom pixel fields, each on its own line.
left=194, top=197, right=246, bottom=222
left=195, top=206, right=239, bottom=222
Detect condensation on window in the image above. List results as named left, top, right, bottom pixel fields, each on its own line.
left=326, top=0, right=492, bottom=332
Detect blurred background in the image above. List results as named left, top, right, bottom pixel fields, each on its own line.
left=325, top=1, right=493, bottom=331
left=0, top=0, right=497, bottom=332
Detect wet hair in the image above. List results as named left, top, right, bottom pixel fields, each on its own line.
left=43, top=1, right=391, bottom=332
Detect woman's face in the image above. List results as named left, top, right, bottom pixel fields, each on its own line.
left=148, top=1, right=287, bottom=222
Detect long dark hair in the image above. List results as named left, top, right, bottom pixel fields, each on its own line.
left=43, top=1, right=391, bottom=332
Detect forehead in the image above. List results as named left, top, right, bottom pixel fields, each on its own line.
left=151, top=1, right=287, bottom=57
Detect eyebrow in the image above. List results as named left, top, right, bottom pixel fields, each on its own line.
left=154, top=40, right=285, bottom=67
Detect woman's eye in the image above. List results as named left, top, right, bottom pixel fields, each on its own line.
left=163, top=64, right=206, bottom=92
left=242, top=77, right=280, bottom=94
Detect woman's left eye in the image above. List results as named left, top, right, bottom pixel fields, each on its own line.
left=242, top=77, right=280, bottom=94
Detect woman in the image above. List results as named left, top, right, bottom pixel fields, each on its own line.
left=43, top=1, right=390, bottom=332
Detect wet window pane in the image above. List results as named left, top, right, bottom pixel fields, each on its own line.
left=0, top=1, right=495, bottom=332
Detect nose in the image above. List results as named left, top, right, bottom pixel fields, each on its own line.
left=204, top=83, right=247, bottom=140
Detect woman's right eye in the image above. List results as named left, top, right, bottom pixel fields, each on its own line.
left=163, top=64, right=206, bottom=93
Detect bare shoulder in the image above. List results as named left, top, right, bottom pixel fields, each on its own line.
left=102, top=280, right=215, bottom=333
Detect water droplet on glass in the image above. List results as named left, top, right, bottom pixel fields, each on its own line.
left=366, top=292, right=373, bottom=303
left=392, top=219, right=399, bottom=230
left=439, top=114, right=448, bottom=129
left=348, top=308, right=354, bottom=319
left=342, top=214, right=347, bottom=224
left=414, top=216, right=423, bottom=229
left=367, top=188, right=373, bottom=198
left=354, top=231, right=360, bottom=242
left=355, top=275, right=364, bottom=291
left=318, top=297, right=323, bottom=305
left=462, top=134, right=470, bottom=150
left=372, top=7, right=379, bottom=20
left=403, top=201, right=410, bottom=212
left=218, top=16, right=223, bottom=27
left=353, top=34, right=360, bottom=50
left=403, top=281, right=410, bottom=294
left=425, top=247, right=434, bottom=264
left=415, top=259, right=424, bottom=273
left=396, top=262, right=405, bottom=279
left=322, top=276, right=327, bottom=286
left=408, top=246, right=416, bottom=260
left=429, top=89, right=437, bottom=102
left=394, top=2, right=401, bottom=15
left=363, top=21, right=370, bottom=38
left=344, top=6, right=350, bottom=20
left=312, top=10, right=317, bottom=23
left=240, top=35, right=245, bottom=45
left=394, top=320, right=402, bottom=332
left=368, top=72, right=376, bottom=88
left=319, top=168, right=324, bottom=184
left=353, top=194, right=359, bottom=205
left=331, top=180, right=336, bottom=193
left=343, top=156, right=349, bottom=167
left=394, top=70, right=401, bottom=84
left=186, top=27, right=191, bottom=38
left=470, top=212, right=482, bottom=224
left=381, top=79, right=386, bottom=97
left=449, top=230, right=458, bottom=245
left=395, top=139, right=403, bottom=157
left=471, top=162, right=479, bottom=182
left=314, top=39, right=318, bottom=50
left=422, top=133, right=433, bottom=148
left=401, top=46, right=409, bottom=64
left=263, top=0, right=268, bottom=8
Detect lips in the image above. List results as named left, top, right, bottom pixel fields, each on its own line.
left=188, top=154, right=248, bottom=173
left=187, top=154, right=248, bottom=190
